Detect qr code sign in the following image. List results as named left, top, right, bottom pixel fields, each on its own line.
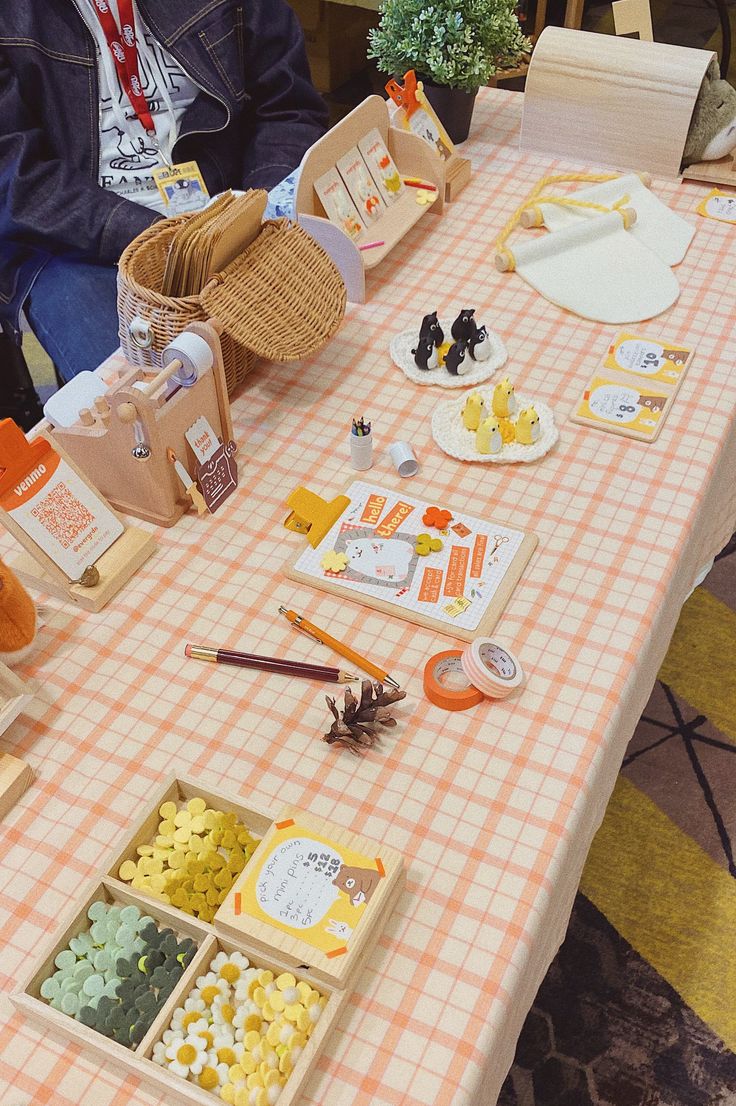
left=31, top=482, right=94, bottom=549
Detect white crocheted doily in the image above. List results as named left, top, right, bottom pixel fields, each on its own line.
left=432, top=390, right=559, bottom=464
left=389, top=318, right=507, bottom=388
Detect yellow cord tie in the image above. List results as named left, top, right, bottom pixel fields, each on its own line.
left=494, top=172, right=628, bottom=271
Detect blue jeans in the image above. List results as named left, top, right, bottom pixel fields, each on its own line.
left=26, top=256, right=119, bottom=382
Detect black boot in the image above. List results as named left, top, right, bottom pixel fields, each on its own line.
left=0, top=326, right=44, bottom=431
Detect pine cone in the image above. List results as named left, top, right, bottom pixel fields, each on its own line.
left=324, top=679, right=406, bottom=755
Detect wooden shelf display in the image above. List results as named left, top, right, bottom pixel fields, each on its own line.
left=295, top=95, right=448, bottom=303
left=13, top=777, right=405, bottom=1106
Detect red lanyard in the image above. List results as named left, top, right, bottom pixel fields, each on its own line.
left=89, top=0, right=155, bottom=135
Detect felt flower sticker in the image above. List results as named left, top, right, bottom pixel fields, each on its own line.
left=321, top=550, right=349, bottom=573
left=422, top=507, right=453, bottom=529
left=415, top=534, right=443, bottom=556
left=165, top=1031, right=208, bottom=1077
left=415, top=189, right=434, bottom=205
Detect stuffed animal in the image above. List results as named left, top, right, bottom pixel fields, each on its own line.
left=476, top=416, right=502, bottom=454
left=0, top=559, right=37, bottom=665
left=492, top=377, right=517, bottom=419
left=515, top=407, right=541, bottom=445
left=682, top=59, right=736, bottom=166
left=462, top=392, right=486, bottom=430
left=412, top=336, right=439, bottom=370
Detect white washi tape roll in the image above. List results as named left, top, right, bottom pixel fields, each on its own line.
left=461, top=639, right=524, bottom=699
left=163, top=331, right=214, bottom=386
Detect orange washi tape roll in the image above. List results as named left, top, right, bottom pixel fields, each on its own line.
left=423, top=650, right=485, bottom=711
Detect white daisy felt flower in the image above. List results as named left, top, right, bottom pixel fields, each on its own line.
left=212, top=992, right=237, bottom=1027
left=170, top=997, right=207, bottom=1034
left=152, top=1040, right=167, bottom=1066
left=198, top=976, right=230, bottom=1007
left=165, top=1033, right=208, bottom=1078
left=202, top=1054, right=231, bottom=1087
left=212, top=1028, right=237, bottom=1051
left=195, top=970, right=218, bottom=990
left=210, top=949, right=250, bottom=985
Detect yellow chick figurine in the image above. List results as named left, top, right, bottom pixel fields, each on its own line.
left=476, top=416, right=503, bottom=455
left=492, top=377, right=517, bottom=419
left=515, top=407, right=541, bottom=445
left=462, top=392, right=486, bottom=431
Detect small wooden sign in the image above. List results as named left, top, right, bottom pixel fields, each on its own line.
left=215, top=807, right=404, bottom=988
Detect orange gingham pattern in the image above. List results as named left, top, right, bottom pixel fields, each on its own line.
left=2, top=89, right=736, bottom=1106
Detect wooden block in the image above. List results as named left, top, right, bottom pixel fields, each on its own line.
left=612, top=0, right=654, bottom=40
left=0, top=754, right=32, bottom=820
left=215, top=806, right=405, bottom=989
left=444, top=155, right=472, bottom=202
left=521, top=26, right=714, bottom=180
left=0, top=661, right=32, bottom=737
left=682, top=155, right=736, bottom=187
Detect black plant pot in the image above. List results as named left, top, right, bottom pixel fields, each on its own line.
left=419, top=79, right=478, bottom=144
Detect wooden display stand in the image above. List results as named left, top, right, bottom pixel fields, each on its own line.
left=43, top=323, right=232, bottom=529
left=0, top=431, right=156, bottom=614
left=14, top=776, right=405, bottom=1106
left=521, top=27, right=718, bottom=181
left=0, top=662, right=33, bottom=819
left=296, top=95, right=469, bottom=303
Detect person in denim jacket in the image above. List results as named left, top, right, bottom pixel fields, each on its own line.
left=0, top=1, right=327, bottom=380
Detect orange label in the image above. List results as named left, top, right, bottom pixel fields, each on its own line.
left=375, top=500, right=414, bottom=537
left=418, top=566, right=442, bottom=603
left=470, top=534, right=487, bottom=578
left=443, top=546, right=469, bottom=597
left=0, top=447, right=61, bottom=512
left=360, top=493, right=387, bottom=526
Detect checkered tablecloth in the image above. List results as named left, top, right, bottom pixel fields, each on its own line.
left=1, top=89, right=735, bottom=1106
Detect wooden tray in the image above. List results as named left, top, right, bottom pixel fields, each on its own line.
left=13, top=775, right=405, bottom=1106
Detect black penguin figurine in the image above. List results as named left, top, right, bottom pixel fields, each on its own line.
left=411, top=336, right=439, bottom=371
left=418, top=311, right=444, bottom=348
left=444, top=339, right=469, bottom=376
left=468, top=323, right=490, bottom=361
left=451, top=309, right=476, bottom=343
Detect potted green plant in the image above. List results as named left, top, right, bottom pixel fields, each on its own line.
left=368, top=0, right=530, bottom=143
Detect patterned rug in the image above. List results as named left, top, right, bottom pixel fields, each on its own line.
left=498, top=533, right=736, bottom=1106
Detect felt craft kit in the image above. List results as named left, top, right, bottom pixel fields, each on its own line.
left=493, top=172, right=693, bottom=324
left=14, top=777, right=404, bottom=1106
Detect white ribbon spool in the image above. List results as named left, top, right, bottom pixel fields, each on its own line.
left=162, top=332, right=214, bottom=388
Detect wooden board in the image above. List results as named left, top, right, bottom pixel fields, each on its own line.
left=570, top=331, right=694, bottom=442
left=521, top=27, right=714, bottom=180
left=12, top=776, right=407, bottom=1106
left=0, top=660, right=32, bottom=737
left=285, top=480, right=538, bottom=644
left=682, top=155, right=736, bottom=188
left=215, top=806, right=405, bottom=989
left=0, top=754, right=32, bottom=820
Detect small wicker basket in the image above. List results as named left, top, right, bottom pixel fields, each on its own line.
left=117, top=206, right=346, bottom=397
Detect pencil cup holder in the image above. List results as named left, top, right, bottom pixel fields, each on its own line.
left=350, top=432, right=373, bottom=471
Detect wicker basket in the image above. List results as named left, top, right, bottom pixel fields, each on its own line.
left=117, top=215, right=253, bottom=396
left=117, top=206, right=346, bottom=397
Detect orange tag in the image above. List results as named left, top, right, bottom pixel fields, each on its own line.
left=470, top=535, right=487, bottom=578
left=418, top=566, right=443, bottom=603
left=444, top=546, right=469, bottom=597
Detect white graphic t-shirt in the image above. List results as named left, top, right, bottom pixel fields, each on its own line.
left=78, top=0, right=200, bottom=213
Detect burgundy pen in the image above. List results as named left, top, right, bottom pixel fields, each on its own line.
left=184, top=644, right=358, bottom=683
